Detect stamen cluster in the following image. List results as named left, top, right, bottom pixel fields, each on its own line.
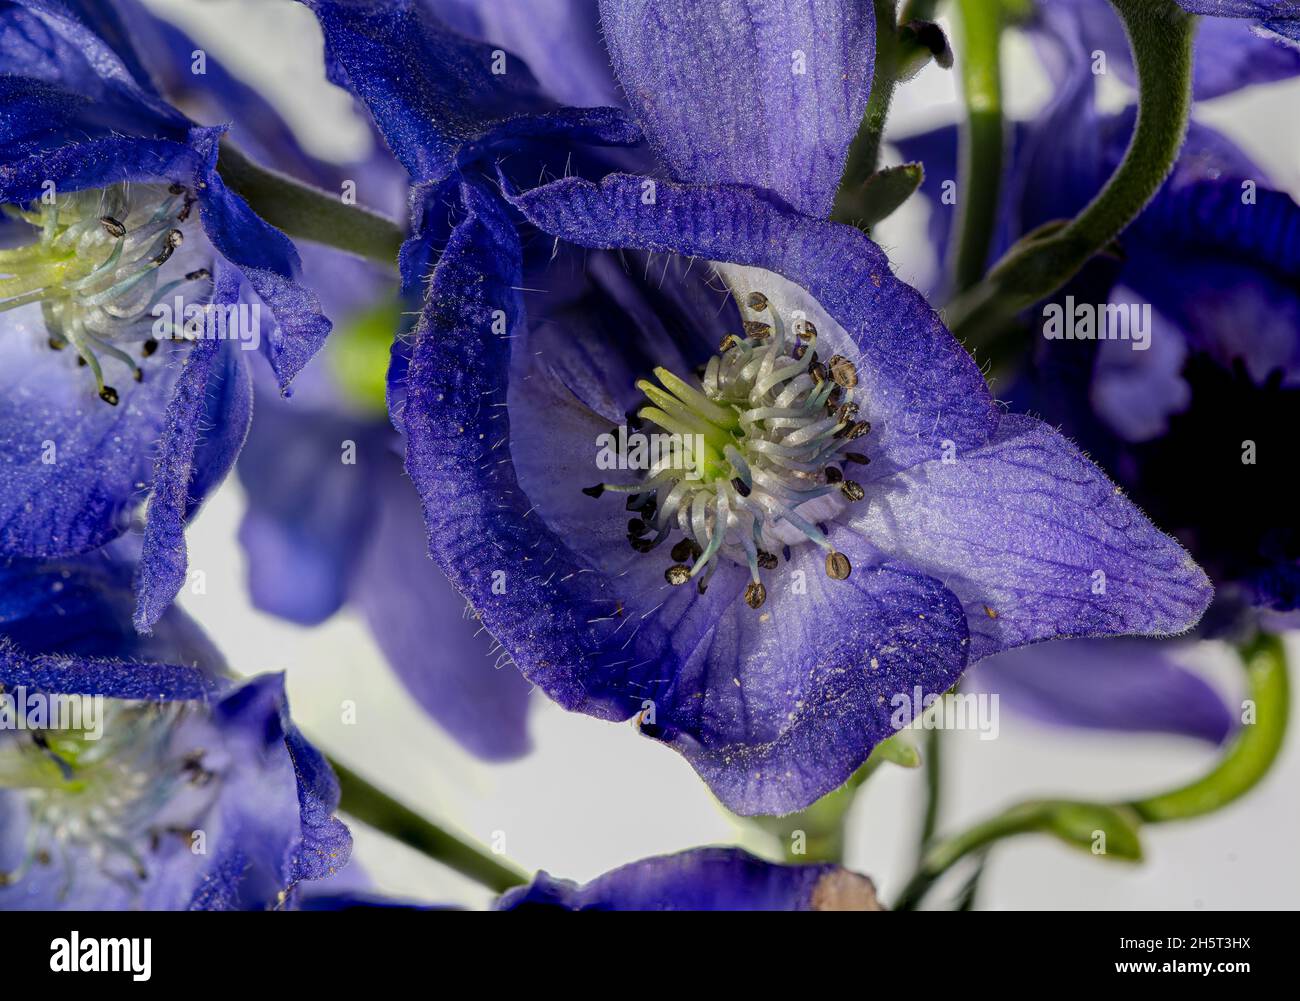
left=585, top=289, right=872, bottom=609
left=0, top=183, right=212, bottom=405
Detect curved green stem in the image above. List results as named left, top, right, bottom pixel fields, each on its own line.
left=329, top=757, right=529, bottom=894
left=894, top=635, right=1290, bottom=910
left=895, top=799, right=1142, bottom=910
left=947, top=0, right=1194, bottom=342
left=949, top=0, right=1005, bottom=294
left=1128, top=633, right=1290, bottom=822
left=216, top=143, right=405, bottom=266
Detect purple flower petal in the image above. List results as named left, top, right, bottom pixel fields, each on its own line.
left=303, top=0, right=637, bottom=185
left=429, top=0, right=623, bottom=108
left=0, top=553, right=224, bottom=668
left=3, top=0, right=184, bottom=124
left=1176, top=0, right=1300, bottom=16
left=134, top=272, right=254, bottom=632
left=599, top=0, right=875, bottom=217
left=236, top=400, right=382, bottom=625
left=847, top=414, right=1213, bottom=660
left=498, top=846, right=883, bottom=910
left=1038, top=0, right=1300, bottom=100
left=656, top=552, right=969, bottom=816
left=969, top=638, right=1233, bottom=744
left=353, top=452, right=534, bottom=761
left=0, top=329, right=179, bottom=558
left=188, top=127, right=334, bottom=389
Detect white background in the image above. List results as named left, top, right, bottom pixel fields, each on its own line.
left=145, top=0, right=1300, bottom=909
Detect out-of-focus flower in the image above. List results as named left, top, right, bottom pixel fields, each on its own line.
left=1175, top=0, right=1300, bottom=45
left=967, top=638, right=1234, bottom=745
left=1037, top=0, right=1300, bottom=100
left=497, top=847, right=884, bottom=911
left=309, top=0, right=1212, bottom=816
left=902, top=0, right=1300, bottom=613
left=0, top=0, right=332, bottom=631
left=0, top=554, right=349, bottom=910
left=234, top=270, right=535, bottom=760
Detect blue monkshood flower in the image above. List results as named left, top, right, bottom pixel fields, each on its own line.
left=902, top=1, right=1300, bottom=614
left=899, top=3, right=1296, bottom=737
left=109, top=0, right=534, bottom=759
left=497, top=847, right=883, bottom=911
left=312, top=0, right=1213, bottom=815
left=1175, top=0, right=1300, bottom=44
left=0, top=0, right=334, bottom=632
left=1035, top=0, right=1300, bottom=99
left=0, top=554, right=351, bottom=910
left=966, top=637, right=1234, bottom=745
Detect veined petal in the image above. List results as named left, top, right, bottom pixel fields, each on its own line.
left=599, top=0, right=875, bottom=217
left=0, top=324, right=182, bottom=559
left=3, top=0, right=183, bottom=124
left=847, top=415, right=1213, bottom=661
left=655, top=550, right=969, bottom=816
left=0, top=553, right=224, bottom=669
left=302, top=0, right=638, bottom=185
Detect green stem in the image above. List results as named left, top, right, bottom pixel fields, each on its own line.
left=329, top=757, right=529, bottom=894
left=894, top=799, right=1143, bottom=911
left=950, top=0, right=1005, bottom=294
left=894, top=635, right=1290, bottom=910
left=836, top=0, right=904, bottom=206
left=216, top=143, right=405, bottom=266
left=1128, top=633, right=1290, bottom=822
left=918, top=724, right=943, bottom=858
left=947, top=0, right=1194, bottom=341
left=899, top=0, right=942, bottom=21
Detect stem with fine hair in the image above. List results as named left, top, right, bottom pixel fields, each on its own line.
left=892, top=635, right=1289, bottom=910
left=947, top=0, right=1194, bottom=343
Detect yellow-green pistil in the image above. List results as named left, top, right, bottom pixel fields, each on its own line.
left=0, top=700, right=199, bottom=892
left=0, top=182, right=210, bottom=405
